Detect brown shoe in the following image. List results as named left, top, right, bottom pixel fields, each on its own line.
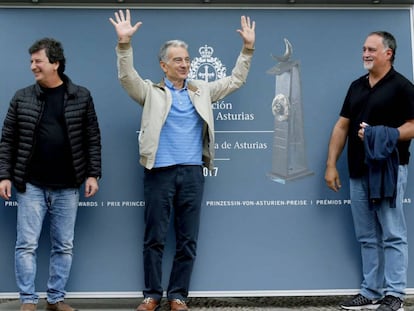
left=45, top=301, right=78, bottom=311
left=20, top=303, right=37, bottom=311
left=169, top=299, right=189, bottom=311
left=136, top=297, right=160, bottom=311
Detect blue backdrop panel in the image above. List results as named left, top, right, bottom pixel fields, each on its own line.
left=0, top=7, right=413, bottom=294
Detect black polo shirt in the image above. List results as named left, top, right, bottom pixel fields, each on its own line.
left=340, top=67, right=414, bottom=178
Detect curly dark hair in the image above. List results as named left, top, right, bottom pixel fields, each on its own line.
left=29, top=37, right=66, bottom=77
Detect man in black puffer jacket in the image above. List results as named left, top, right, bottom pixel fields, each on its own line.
left=0, top=38, right=101, bottom=311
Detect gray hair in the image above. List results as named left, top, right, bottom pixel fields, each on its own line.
left=158, top=40, right=188, bottom=62
left=368, top=31, right=397, bottom=64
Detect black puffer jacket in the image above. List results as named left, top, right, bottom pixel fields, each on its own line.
left=0, top=75, right=101, bottom=192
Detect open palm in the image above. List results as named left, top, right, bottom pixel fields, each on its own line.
left=109, top=9, right=142, bottom=42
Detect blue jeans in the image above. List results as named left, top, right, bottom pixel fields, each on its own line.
left=143, top=165, right=204, bottom=302
left=15, top=183, right=79, bottom=304
left=349, top=165, right=408, bottom=300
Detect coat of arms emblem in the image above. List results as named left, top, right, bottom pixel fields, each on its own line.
left=189, top=45, right=227, bottom=81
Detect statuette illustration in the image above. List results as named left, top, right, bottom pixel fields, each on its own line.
left=267, top=38, right=313, bottom=184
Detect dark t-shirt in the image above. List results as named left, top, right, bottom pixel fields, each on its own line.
left=27, top=83, right=76, bottom=188
left=340, top=67, right=414, bottom=178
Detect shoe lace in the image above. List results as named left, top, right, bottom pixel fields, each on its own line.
left=173, top=299, right=186, bottom=305
left=143, top=297, right=154, bottom=304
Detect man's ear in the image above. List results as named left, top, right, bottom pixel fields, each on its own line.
left=386, top=49, right=393, bottom=61
left=160, top=61, right=168, bottom=73
left=54, top=61, right=60, bottom=71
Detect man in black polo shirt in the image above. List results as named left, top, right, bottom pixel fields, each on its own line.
left=325, top=31, right=414, bottom=311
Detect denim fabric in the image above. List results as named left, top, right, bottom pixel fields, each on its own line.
left=15, top=183, right=79, bottom=304
left=143, top=165, right=204, bottom=301
left=349, top=165, right=408, bottom=300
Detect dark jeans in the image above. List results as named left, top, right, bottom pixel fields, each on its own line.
left=143, top=165, right=204, bottom=301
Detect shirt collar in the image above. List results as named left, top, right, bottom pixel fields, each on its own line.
left=164, top=77, right=188, bottom=91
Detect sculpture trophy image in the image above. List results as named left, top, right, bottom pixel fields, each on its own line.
left=267, top=38, right=313, bottom=184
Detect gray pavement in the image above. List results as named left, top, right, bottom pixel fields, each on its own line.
left=1, top=296, right=414, bottom=311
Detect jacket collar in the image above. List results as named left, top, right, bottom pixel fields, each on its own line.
left=35, top=74, right=76, bottom=98
left=156, top=78, right=199, bottom=93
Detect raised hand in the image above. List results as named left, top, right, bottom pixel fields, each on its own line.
left=109, top=9, right=142, bottom=44
left=237, top=16, right=255, bottom=49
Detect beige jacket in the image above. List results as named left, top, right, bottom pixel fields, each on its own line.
left=116, top=43, right=254, bottom=170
